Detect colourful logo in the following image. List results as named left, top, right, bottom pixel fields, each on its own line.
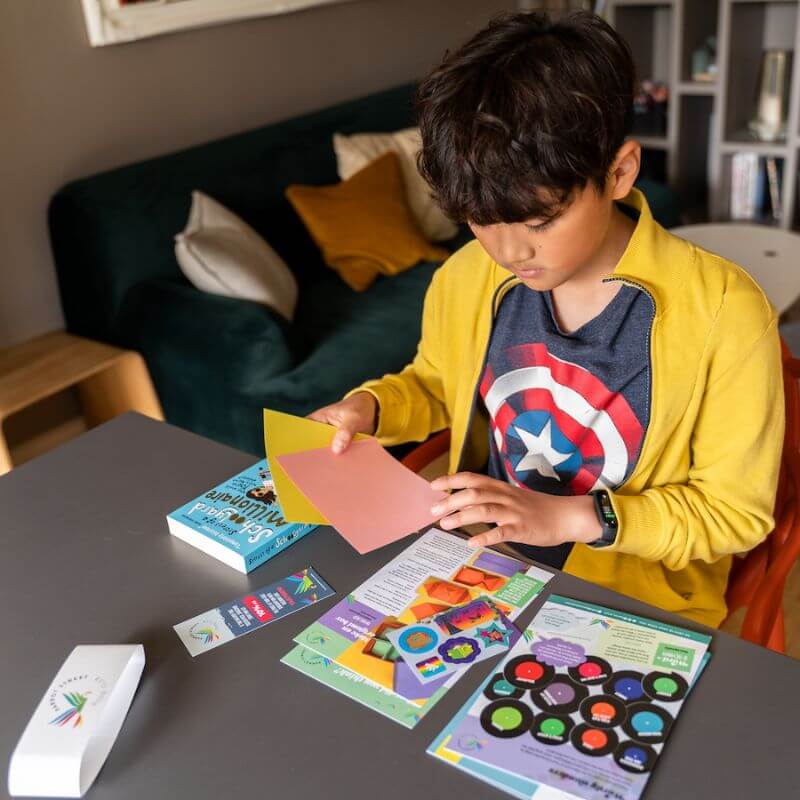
left=439, top=636, right=480, bottom=664
left=288, top=570, right=316, bottom=595
left=190, top=622, right=221, bottom=644
left=50, top=692, right=89, bottom=728
left=591, top=618, right=611, bottom=629
left=47, top=675, right=107, bottom=730
left=457, top=735, right=487, bottom=752
left=416, top=656, right=447, bottom=678
left=398, top=626, right=437, bottom=654
left=299, top=648, right=332, bottom=667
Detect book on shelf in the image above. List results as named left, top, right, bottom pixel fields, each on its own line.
left=730, top=152, right=782, bottom=222
left=166, top=458, right=317, bottom=573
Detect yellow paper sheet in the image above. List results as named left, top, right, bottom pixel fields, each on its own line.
left=263, top=408, right=371, bottom=524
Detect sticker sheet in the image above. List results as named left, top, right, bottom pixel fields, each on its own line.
left=386, top=603, right=520, bottom=684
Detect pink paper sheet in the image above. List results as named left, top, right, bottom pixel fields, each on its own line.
left=276, top=437, right=448, bottom=554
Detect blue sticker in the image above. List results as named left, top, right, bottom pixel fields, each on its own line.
left=398, top=626, right=438, bottom=654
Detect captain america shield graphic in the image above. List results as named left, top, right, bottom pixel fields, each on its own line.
left=480, top=343, right=644, bottom=494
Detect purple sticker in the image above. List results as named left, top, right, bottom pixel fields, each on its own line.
left=529, top=637, right=586, bottom=667
left=439, top=636, right=480, bottom=664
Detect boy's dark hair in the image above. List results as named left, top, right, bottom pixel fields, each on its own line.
left=414, top=10, right=636, bottom=226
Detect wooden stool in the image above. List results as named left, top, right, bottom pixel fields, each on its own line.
left=0, top=331, right=164, bottom=475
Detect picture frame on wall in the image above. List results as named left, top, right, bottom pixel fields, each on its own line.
left=80, top=0, right=356, bottom=46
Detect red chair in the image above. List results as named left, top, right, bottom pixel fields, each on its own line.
left=725, top=339, right=800, bottom=653
left=401, top=339, right=800, bottom=654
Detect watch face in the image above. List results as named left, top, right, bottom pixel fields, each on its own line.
left=592, top=492, right=617, bottom=547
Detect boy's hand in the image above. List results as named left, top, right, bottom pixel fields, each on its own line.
left=429, top=472, right=602, bottom=549
left=307, top=392, right=378, bottom=454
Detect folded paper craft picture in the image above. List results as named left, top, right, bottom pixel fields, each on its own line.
left=263, top=408, right=371, bottom=524
left=276, top=437, right=448, bottom=554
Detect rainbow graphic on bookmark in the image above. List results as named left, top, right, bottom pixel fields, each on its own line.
left=192, top=626, right=220, bottom=645
left=289, top=569, right=316, bottom=594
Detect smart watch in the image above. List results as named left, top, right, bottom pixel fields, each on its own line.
left=589, top=490, right=618, bottom=548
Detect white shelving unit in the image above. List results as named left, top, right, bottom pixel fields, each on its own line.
left=608, top=0, right=800, bottom=229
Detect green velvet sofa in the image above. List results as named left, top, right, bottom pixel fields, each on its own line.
left=48, top=79, right=680, bottom=457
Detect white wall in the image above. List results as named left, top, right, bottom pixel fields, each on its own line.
left=0, top=0, right=513, bottom=348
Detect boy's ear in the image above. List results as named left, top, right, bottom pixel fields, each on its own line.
left=609, top=140, right=641, bottom=200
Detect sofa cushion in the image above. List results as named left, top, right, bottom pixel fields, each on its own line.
left=175, top=191, right=298, bottom=320
left=333, top=126, right=459, bottom=242
left=285, top=150, right=449, bottom=291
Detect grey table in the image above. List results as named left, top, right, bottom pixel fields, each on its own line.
left=2, top=413, right=797, bottom=799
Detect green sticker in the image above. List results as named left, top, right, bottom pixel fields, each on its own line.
left=540, top=718, right=566, bottom=736
left=654, top=643, right=694, bottom=673
left=492, top=706, right=523, bottom=731
left=653, top=676, right=679, bottom=695
left=495, top=574, right=545, bottom=608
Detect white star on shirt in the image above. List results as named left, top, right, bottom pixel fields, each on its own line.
left=513, top=419, right=572, bottom=481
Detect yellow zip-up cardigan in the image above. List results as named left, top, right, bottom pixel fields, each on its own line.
left=345, top=187, right=785, bottom=628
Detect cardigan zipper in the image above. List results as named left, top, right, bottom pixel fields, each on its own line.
left=455, top=276, right=518, bottom=473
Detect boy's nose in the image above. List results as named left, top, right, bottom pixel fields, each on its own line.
left=497, top=231, right=535, bottom=265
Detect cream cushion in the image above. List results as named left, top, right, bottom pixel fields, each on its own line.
left=174, top=191, right=298, bottom=321
left=332, top=127, right=459, bottom=242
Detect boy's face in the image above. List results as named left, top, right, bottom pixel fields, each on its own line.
left=467, top=182, right=614, bottom=291
left=466, top=143, right=640, bottom=291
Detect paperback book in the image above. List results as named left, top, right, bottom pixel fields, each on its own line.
left=167, top=458, right=317, bottom=573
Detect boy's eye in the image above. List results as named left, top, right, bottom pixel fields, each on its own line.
left=525, top=219, right=554, bottom=233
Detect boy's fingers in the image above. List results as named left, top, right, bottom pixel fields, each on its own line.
left=431, top=472, right=501, bottom=492
left=331, top=426, right=354, bottom=454
left=467, top=525, right=513, bottom=548
left=431, top=489, right=508, bottom=517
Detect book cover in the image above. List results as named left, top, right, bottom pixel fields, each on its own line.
left=167, top=459, right=317, bottom=573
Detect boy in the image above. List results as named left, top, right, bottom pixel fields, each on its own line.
left=309, top=10, right=784, bottom=628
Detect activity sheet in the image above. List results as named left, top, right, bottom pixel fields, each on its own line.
left=432, top=595, right=712, bottom=800
left=289, top=529, right=552, bottom=725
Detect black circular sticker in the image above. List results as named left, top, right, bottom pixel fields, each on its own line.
left=480, top=699, right=534, bottom=739
left=570, top=723, right=619, bottom=757
left=483, top=672, right=525, bottom=702
left=642, top=671, right=689, bottom=702
left=568, top=656, right=614, bottom=686
left=614, top=740, right=659, bottom=774
left=621, top=701, right=674, bottom=745
left=503, top=655, right=555, bottom=691
left=530, top=678, right=588, bottom=715
left=578, top=693, right=628, bottom=729
left=531, top=712, right=574, bottom=746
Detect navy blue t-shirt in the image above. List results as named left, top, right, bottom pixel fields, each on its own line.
left=479, top=269, right=653, bottom=569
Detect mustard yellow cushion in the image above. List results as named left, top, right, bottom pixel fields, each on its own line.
left=284, top=150, right=450, bottom=291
